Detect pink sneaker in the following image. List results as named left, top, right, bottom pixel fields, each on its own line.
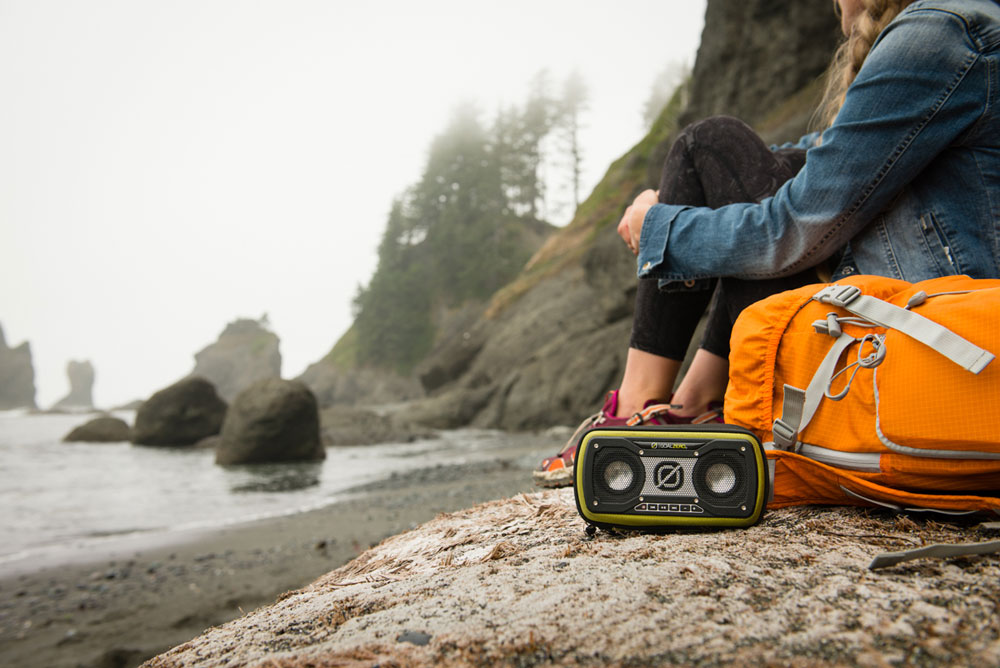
left=532, top=390, right=723, bottom=488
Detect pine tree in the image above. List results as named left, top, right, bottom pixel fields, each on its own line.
left=351, top=86, right=569, bottom=373
left=558, top=70, right=589, bottom=211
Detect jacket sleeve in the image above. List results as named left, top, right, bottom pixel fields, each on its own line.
left=770, top=130, right=821, bottom=151
left=637, top=7, right=985, bottom=281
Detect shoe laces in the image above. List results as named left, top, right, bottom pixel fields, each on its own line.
left=556, top=410, right=604, bottom=458
left=626, top=402, right=682, bottom=426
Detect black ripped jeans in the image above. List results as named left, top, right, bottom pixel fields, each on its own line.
left=630, top=116, right=818, bottom=360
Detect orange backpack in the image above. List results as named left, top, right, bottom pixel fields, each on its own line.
left=725, top=274, right=1000, bottom=516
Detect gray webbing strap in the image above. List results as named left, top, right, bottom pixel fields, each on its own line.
left=773, top=332, right=856, bottom=449
left=869, top=540, right=1000, bottom=570
left=813, top=284, right=994, bottom=374
left=840, top=484, right=982, bottom=516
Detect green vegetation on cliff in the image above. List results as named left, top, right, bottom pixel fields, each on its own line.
left=350, top=75, right=588, bottom=373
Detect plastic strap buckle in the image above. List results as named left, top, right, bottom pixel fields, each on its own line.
left=815, top=284, right=862, bottom=308
left=771, top=419, right=797, bottom=450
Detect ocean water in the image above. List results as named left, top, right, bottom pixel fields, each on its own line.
left=0, top=410, right=547, bottom=572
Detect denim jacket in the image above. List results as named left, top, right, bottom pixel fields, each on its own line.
left=638, top=0, right=1000, bottom=284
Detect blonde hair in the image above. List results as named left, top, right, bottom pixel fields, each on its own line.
left=815, top=0, right=918, bottom=131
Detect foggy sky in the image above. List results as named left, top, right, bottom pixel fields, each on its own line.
left=0, top=0, right=705, bottom=408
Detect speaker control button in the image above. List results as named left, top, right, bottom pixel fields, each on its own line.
left=635, top=503, right=647, bottom=511
left=668, top=504, right=680, bottom=512
left=680, top=505, right=690, bottom=512
left=691, top=505, right=704, bottom=513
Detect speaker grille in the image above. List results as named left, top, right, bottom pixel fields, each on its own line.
left=693, top=451, right=747, bottom=505
left=641, top=457, right=697, bottom=497
left=593, top=447, right=643, bottom=499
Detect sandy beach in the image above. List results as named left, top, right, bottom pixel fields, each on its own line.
left=0, top=435, right=557, bottom=668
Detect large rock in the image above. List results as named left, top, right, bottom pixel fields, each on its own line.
left=215, top=378, right=323, bottom=465
left=144, top=493, right=1000, bottom=667
left=0, top=322, right=37, bottom=410
left=52, top=360, right=95, bottom=411
left=191, top=317, right=281, bottom=402
left=133, top=377, right=228, bottom=446
left=64, top=416, right=131, bottom=443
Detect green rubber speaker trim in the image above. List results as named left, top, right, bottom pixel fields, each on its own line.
left=574, top=427, right=767, bottom=529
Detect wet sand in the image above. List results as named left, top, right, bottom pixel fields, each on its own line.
left=0, top=436, right=557, bottom=668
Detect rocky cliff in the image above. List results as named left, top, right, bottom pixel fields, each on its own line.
left=297, top=326, right=425, bottom=410
left=191, top=317, right=281, bottom=402
left=401, top=0, right=842, bottom=431
left=679, top=0, right=843, bottom=140
left=0, top=323, right=37, bottom=410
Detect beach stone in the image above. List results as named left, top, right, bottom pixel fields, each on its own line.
left=64, top=416, right=131, bottom=443
left=133, top=377, right=227, bottom=446
left=396, top=631, right=431, bottom=646
left=215, top=378, right=323, bottom=465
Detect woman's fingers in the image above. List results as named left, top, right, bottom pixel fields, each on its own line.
left=618, top=206, right=637, bottom=254
left=619, top=190, right=659, bottom=255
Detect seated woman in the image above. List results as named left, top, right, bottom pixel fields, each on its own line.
left=535, top=0, right=1000, bottom=487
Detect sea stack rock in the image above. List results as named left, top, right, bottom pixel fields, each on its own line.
left=133, top=377, right=228, bottom=446
left=191, top=316, right=281, bottom=402
left=0, top=323, right=37, bottom=410
left=216, top=378, right=323, bottom=465
left=64, top=416, right=132, bottom=443
left=53, top=360, right=95, bottom=411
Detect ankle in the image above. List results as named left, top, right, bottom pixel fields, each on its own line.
left=613, top=391, right=644, bottom=419
left=670, top=403, right=709, bottom=418
left=613, top=390, right=677, bottom=419
left=616, top=349, right=681, bottom=417
left=668, top=391, right=719, bottom=418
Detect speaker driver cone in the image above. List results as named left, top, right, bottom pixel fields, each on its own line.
left=593, top=447, right=643, bottom=499
left=604, top=460, right=634, bottom=491
left=705, top=462, right=737, bottom=495
left=693, top=450, right=747, bottom=505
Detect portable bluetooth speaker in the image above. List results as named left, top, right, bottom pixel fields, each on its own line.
left=573, top=424, right=767, bottom=530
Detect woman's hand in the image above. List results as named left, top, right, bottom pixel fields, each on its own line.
left=617, top=189, right=658, bottom=255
